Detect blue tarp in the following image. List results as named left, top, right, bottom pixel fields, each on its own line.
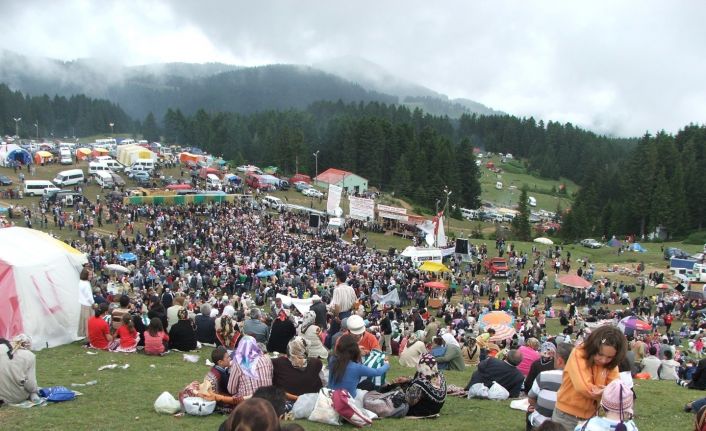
left=630, top=243, right=647, bottom=253
left=118, top=252, right=138, bottom=262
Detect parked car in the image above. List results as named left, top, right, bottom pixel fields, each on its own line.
left=580, top=239, right=602, bottom=249
left=302, top=187, right=323, bottom=198
left=130, top=171, right=150, bottom=182
left=664, top=247, right=690, bottom=260
left=294, top=181, right=311, bottom=192
left=0, top=175, right=12, bottom=186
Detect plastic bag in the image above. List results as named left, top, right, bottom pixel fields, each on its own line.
left=39, top=386, right=76, bottom=402
left=308, top=388, right=340, bottom=425
left=467, top=383, right=489, bottom=399
left=333, top=388, right=372, bottom=427
left=154, top=391, right=181, bottom=414
left=292, top=393, right=319, bottom=419
left=183, top=396, right=216, bottom=416
left=487, top=381, right=510, bottom=400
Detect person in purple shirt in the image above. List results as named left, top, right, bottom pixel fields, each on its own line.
left=328, top=334, right=389, bottom=397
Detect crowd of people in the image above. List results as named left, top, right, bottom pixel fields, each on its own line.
left=2, top=195, right=706, bottom=431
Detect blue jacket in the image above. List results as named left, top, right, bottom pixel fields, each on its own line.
left=328, top=358, right=389, bottom=397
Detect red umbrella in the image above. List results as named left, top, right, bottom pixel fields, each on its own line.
left=557, top=274, right=592, bottom=289
left=655, top=283, right=670, bottom=289
left=424, top=281, right=448, bottom=290
left=487, top=324, right=516, bottom=342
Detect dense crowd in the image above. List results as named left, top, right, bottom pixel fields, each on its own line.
left=2, top=197, right=706, bottom=431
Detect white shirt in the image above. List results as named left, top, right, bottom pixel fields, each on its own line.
left=330, top=283, right=357, bottom=314
left=78, top=280, right=94, bottom=307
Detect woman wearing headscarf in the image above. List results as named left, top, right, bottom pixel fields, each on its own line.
left=0, top=335, right=41, bottom=404
left=266, top=309, right=296, bottom=354
left=394, top=353, right=447, bottom=417
left=300, top=310, right=328, bottom=359
left=435, top=332, right=465, bottom=371
left=271, top=336, right=324, bottom=396
left=215, top=314, right=241, bottom=350
left=399, top=330, right=428, bottom=368
left=168, top=308, right=197, bottom=351
left=228, top=335, right=274, bottom=398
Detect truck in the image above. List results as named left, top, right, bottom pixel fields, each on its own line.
left=670, top=258, right=697, bottom=277
left=484, top=257, right=509, bottom=277
left=690, top=263, right=706, bottom=283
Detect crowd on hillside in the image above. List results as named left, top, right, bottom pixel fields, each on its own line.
left=3, top=198, right=706, bottom=431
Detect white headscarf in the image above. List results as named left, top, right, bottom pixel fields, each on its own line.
left=442, top=332, right=460, bottom=348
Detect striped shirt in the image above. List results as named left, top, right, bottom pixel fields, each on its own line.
left=330, top=283, right=357, bottom=314
left=528, top=369, right=563, bottom=426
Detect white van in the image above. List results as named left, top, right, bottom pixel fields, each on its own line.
left=95, top=156, right=124, bottom=172
left=127, top=159, right=155, bottom=173
left=59, top=148, right=72, bottom=165
left=206, top=173, right=222, bottom=189
left=460, top=208, right=479, bottom=220
left=262, top=195, right=284, bottom=211
left=94, top=171, right=114, bottom=189
left=528, top=196, right=537, bottom=207
left=400, top=246, right=443, bottom=267
left=88, top=161, right=111, bottom=175
left=24, top=180, right=57, bottom=196
left=53, top=169, right=85, bottom=187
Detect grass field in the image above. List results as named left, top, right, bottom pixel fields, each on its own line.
left=0, top=342, right=698, bottom=431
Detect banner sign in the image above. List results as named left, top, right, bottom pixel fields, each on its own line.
left=326, top=184, right=342, bottom=215
left=349, top=196, right=375, bottom=221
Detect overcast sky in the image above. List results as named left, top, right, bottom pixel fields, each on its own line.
left=1, top=1, right=704, bottom=137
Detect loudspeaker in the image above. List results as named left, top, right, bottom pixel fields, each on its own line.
left=309, top=214, right=320, bottom=228
left=455, top=238, right=469, bottom=254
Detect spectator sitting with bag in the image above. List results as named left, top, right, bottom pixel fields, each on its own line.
left=0, top=335, right=41, bottom=404
left=465, top=349, right=525, bottom=398
left=392, top=353, right=447, bottom=417
left=271, top=336, right=323, bottom=397
left=168, top=308, right=197, bottom=351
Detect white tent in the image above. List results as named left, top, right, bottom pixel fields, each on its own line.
left=0, top=227, right=88, bottom=350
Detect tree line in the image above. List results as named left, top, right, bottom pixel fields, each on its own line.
left=0, top=84, right=133, bottom=139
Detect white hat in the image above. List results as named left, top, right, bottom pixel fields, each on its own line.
left=347, top=315, right=366, bottom=335
left=311, top=295, right=322, bottom=302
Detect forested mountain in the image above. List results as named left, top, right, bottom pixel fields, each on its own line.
left=0, top=51, right=500, bottom=121
left=0, top=84, right=133, bottom=138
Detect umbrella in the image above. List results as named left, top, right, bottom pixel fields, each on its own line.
left=487, top=324, right=516, bottom=342
left=479, top=311, right=514, bottom=328
left=424, top=281, right=448, bottom=289
left=533, top=237, right=553, bottom=245
left=418, top=261, right=450, bottom=272
left=256, top=270, right=276, bottom=278
left=105, top=263, right=129, bottom=273
left=117, top=252, right=137, bottom=262
left=36, top=150, right=53, bottom=157
left=655, top=283, right=670, bottom=289
left=557, top=274, right=592, bottom=289
left=618, top=316, right=652, bottom=332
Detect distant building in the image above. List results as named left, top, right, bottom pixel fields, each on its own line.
left=314, top=168, right=368, bottom=194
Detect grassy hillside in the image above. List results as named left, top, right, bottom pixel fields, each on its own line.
left=478, top=154, right=577, bottom=213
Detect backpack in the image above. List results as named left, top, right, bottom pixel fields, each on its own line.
left=332, top=388, right=372, bottom=427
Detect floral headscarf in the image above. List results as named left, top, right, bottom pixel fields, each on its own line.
left=301, top=311, right=316, bottom=334
left=287, top=336, right=309, bottom=370
left=234, top=335, right=264, bottom=379
left=408, top=330, right=425, bottom=345
left=416, top=353, right=439, bottom=379
left=11, top=334, right=32, bottom=355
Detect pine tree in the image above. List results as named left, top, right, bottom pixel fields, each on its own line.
left=513, top=186, right=532, bottom=241
left=142, top=112, right=160, bottom=142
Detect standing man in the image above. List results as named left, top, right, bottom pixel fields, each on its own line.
left=329, top=268, right=356, bottom=319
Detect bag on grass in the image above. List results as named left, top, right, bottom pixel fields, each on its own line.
left=359, top=349, right=386, bottom=389
left=154, top=391, right=181, bottom=414
left=332, top=388, right=373, bottom=427
left=363, top=390, right=409, bottom=418
left=308, top=388, right=340, bottom=426
left=292, top=393, right=319, bottom=419
left=487, top=381, right=510, bottom=400
left=39, top=386, right=75, bottom=402
left=183, top=396, right=216, bottom=416
left=467, top=383, right=489, bottom=399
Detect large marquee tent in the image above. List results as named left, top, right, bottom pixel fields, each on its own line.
left=0, top=227, right=88, bottom=350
